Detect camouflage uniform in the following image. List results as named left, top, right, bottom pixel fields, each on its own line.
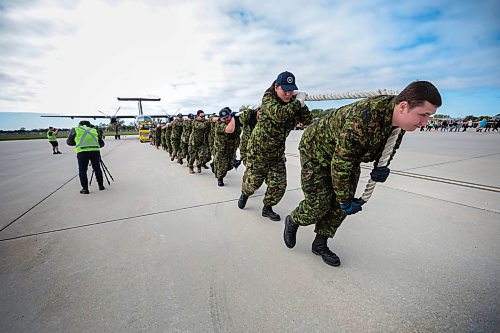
left=208, top=120, right=217, bottom=158
left=188, top=119, right=211, bottom=168
left=239, top=106, right=258, bottom=164
left=180, top=120, right=193, bottom=160
left=165, top=121, right=173, bottom=156
left=161, top=125, right=167, bottom=150
left=149, top=127, right=155, bottom=145
left=171, top=119, right=184, bottom=158
left=214, top=120, right=237, bottom=179
left=290, top=95, right=405, bottom=238
left=229, top=116, right=242, bottom=161
left=155, top=125, right=162, bottom=148
left=241, top=83, right=312, bottom=206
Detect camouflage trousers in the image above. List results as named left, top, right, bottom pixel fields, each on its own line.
left=240, top=133, right=250, bottom=165
left=188, top=144, right=210, bottom=168
left=214, top=149, right=233, bottom=179
left=230, top=137, right=240, bottom=160
left=166, top=137, right=172, bottom=155
left=241, top=154, right=286, bottom=207
left=290, top=152, right=360, bottom=238
left=155, top=136, right=161, bottom=148
left=180, top=141, right=189, bottom=160
left=161, top=136, right=167, bottom=150
left=171, top=137, right=181, bottom=158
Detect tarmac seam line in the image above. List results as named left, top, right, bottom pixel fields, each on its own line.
left=358, top=179, right=500, bottom=215
left=0, top=175, right=78, bottom=234
left=0, top=143, right=121, bottom=235
left=286, top=152, right=500, bottom=193
left=0, top=189, right=280, bottom=242
left=1, top=183, right=498, bottom=243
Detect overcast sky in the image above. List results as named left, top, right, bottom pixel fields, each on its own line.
left=1, top=0, right=499, bottom=120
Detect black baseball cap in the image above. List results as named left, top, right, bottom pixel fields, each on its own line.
left=276, top=71, right=298, bottom=91
left=219, top=107, right=232, bottom=118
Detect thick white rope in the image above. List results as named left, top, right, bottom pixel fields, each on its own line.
left=305, top=89, right=399, bottom=101
left=360, top=127, right=402, bottom=202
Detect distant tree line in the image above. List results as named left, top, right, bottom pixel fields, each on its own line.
left=1, top=110, right=498, bottom=134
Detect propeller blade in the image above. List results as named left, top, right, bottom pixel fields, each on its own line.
left=97, top=110, right=110, bottom=118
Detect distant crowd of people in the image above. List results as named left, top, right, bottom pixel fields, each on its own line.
left=420, top=118, right=500, bottom=132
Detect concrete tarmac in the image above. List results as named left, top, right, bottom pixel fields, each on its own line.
left=0, top=130, right=499, bottom=332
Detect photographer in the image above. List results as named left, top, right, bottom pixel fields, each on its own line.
left=47, top=126, right=62, bottom=155
left=67, top=120, right=105, bottom=194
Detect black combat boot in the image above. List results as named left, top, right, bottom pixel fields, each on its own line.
left=98, top=184, right=105, bottom=191
left=262, top=206, right=280, bottom=221
left=80, top=188, right=89, bottom=194
left=201, top=163, right=209, bottom=169
left=311, top=234, right=341, bottom=267
left=210, top=162, right=215, bottom=174
left=238, top=193, right=248, bottom=209
left=232, top=159, right=242, bottom=170
left=283, top=215, right=299, bottom=248
left=218, top=178, right=224, bottom=187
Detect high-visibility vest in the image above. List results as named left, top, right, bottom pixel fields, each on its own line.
left=75, top=126, right=100, bottom=153
left=47, top=130, right=57, bottom=142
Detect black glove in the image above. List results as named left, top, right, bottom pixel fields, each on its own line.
left=231, top=112, right=237, bottom=117
left=370, top=166, right=390, bottom=183
left=339, top=198, right=364, bottom=215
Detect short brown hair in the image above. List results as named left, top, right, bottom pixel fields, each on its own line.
left=395, top=81, right=442, bottom=109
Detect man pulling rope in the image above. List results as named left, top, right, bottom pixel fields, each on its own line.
left=283, top=81, right=442, bottom=267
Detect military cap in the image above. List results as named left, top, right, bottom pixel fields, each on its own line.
left=219, top=107, right=232, bottom=118
left=276, top=71, right=298, bottom=91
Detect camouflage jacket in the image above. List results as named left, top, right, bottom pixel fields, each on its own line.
left=208, top=121, right=216, bottom=147
left=239, top=107, right=258, bottom=133
left=248, top=83, right=312, bottom=159
left=214, top=121, right=237, bottom=153
left=299, top=95, right=405, bottom=202
left=181, top=120, right=193, bottom=143
left=171, top=120, right=184, bottom=139
left=189, top=119, right=210, bottom=146
left=165, top=123, right=172, bottom=138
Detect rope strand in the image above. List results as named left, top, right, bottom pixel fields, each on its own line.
left=360, top=127, right=401, bottom=202
left=305, top=89, right=399, bottom=101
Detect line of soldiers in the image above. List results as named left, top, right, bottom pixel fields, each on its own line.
left=150, top=71, right=442, bottom=268
left=150, top=107, right=259, bottom=186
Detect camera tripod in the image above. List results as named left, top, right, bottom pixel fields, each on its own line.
left=89, top=158, right=114, bottom=186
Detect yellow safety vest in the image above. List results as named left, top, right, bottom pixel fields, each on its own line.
left=47, top=131, right=57, bottom=142
left=75, top=126, right=100, bottom=153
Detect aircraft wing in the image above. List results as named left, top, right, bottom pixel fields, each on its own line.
left=40, top=115, right=138, bottom=119
left=146, top=114, right=174, bottom=118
